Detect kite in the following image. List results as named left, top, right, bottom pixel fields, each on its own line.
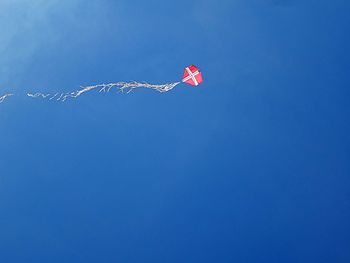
left=0, top=65, right=203, bottom=104
left=182, top=65, right=203, bottom=86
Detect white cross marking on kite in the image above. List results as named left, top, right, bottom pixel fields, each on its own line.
left=183, top=67, right=199, bottom=86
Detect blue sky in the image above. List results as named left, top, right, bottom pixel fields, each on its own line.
left=0, top=0, right=349, bottom=262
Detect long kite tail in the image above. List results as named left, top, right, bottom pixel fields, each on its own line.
left=27, top=81, right=181, bottom=102
left=0, top=93, right=13, bottom=103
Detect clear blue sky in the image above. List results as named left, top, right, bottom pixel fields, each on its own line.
left=0, top=0, right=349, bottom=262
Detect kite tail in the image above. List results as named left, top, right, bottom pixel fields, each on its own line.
left=27, top=81, right=181, bottom=102
left=0, top=93, right=14, bottom=103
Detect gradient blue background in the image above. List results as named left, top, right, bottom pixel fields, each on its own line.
left=0, top=0, right=349, bottom=262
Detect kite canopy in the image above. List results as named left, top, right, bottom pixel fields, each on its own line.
left=182, top=65, right=203, bottom=86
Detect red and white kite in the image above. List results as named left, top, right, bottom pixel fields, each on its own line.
left=182, top=65, right=203, bottom=86
left=0, top=65, right=205, bottom=104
